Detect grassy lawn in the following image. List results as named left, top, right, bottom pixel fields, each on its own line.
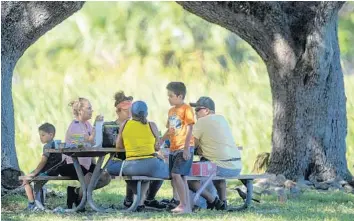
left=1, top=180, right=354, bottom=221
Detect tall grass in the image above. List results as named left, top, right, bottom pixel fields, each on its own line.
left=12, top=2, right=354, bottom=175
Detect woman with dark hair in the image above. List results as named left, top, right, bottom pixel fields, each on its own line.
left=106, top=92, right=167, bottom=210
left=117, top=101, right=169, bottom=211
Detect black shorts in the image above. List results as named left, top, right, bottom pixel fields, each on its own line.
left=169, top=150, right=193, bottom=176
left=57, top=162, right=95, bottom=180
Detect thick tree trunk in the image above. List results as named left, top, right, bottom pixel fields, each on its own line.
left=1, top=1, right=85, bottom=192
left=267, top=16, right=350, bottom=182
left=178, top=2, right=352, bottom=182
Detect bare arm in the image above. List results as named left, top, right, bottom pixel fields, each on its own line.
left=160, top=119, right=169, bottom=142
left=28, top=155, right=48, bottom=176
left=184, top=124, right=193, bottom=151
left=116, top=120, right=127, bottom=150
left=149, top=122, right=161, bottom=151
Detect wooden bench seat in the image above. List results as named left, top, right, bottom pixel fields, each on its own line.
left=19, top=176, right=75, bottom=181
left=19, top=174, right=268, bottom=212
left=117, top=174, right=269, bottom=212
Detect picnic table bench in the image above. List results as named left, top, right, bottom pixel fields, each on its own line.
left=19, top=147, right=268, bottom=212
left=19, top=148, right=118, bottom=212
left=119, top=174, right=269, bottom=212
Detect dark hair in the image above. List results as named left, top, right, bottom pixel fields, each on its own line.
left=133, top=111, right=148, bottom=124
left=166, top=82, right=186, bottom=99
left=114, top=91, right=133, bottom=107
left=38, top=123, right=56, bottom=135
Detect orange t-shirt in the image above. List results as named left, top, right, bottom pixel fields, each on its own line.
left=167, top=103, right=195, bottom=151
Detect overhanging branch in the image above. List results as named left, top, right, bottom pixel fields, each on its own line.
left=1, top=1, right=85, bottom=63
left=177, top=1, right=295, bottom=63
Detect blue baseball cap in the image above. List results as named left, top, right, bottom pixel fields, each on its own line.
left=132, top=101, right=148, bottom=117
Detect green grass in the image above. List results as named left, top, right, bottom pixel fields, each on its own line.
left=11, top=2, right=354, bottom=176
left=1, top=181, right=354, bottom=221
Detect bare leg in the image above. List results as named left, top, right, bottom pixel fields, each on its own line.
left=213, top=180, right=226, bottom=201
left=23, top=180, right=34, bottom=202
left=171, top=179, right=180, bottom=200
left=171, top=173, right=191, bottom=214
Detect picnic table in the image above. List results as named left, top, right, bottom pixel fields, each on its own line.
left=44, top=147, right=120, bottom=212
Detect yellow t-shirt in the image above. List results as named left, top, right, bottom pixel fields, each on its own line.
left=167, top=104, right=195, bottom=151
left=192, top=114, right=242, bottom=170
left=122, top=120, right=156, bottom=160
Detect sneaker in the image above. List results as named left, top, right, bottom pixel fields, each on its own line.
left=24, top=202, right=36, bottom=211
left=144, top=199, right=167, bottom=209
left=207, top=197, right=225, bottom=210
left=123, top=198, right=133, bottom=208
left=166, top=198, right=180, bottom=210
left=206, top=199, right=215, bottom=210
left=192, top=205, right=201, bottom=212
left=66, top=186, right=78, bottom=209
left=214, top=198, right=226, bottom=211
left=220, top=200, right=228, bottom=210
left=136, top=205, right=146, bottom=212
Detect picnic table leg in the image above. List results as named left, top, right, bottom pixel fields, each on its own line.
left=228, top=179, right=253, bottom=211
left=244, top=179, right=253, bottom=208
left=87, top=156, right=106, bottom=212
left=126, top=180, right=141, bottom=212
left=66, top=157, right=87, bottom=213
left=193, top=173, right=215, bottom=205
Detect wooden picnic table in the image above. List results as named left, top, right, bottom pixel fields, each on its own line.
left=45, top=147, right=121, bottom=212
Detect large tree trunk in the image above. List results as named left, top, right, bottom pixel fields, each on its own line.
left=266, top=16, right=350, bottom=182
left=1, top=1, right=85, bottom=192
left=178, top=2, right=352, bottom=182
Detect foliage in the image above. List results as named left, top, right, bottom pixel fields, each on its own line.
left=12, top=2, right=354, bottom=175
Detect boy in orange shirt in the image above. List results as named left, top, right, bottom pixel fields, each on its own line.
left=161, top=82, right=195, bottom=214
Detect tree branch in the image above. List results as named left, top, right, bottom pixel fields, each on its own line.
left=1, top=1, right=85, bottom=64
left=177, top=1, right=296, bottom=65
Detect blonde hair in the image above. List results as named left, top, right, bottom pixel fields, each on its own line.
left=69, top=97, right=89, bottom=117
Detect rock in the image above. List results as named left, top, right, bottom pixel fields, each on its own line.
left=253, top=185, right=265, bottom=195
left=275, top=174, right=287, bottom=187
left=261, top=189, right=273, bottom=195
left=330, top=182, right=343, bottom=190
left=254, top=179, right=270, bottom=189
left=268, top=174, right=277, bottom=183
left=284, top=180, right=296, bottom=189
left=315, top=182, right=329, bottom=190
left=343, top=184, right=354, bottom=193
left=339, top=180, right=348, bottom=186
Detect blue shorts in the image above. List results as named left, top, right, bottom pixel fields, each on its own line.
left=123, top=157, right=169, bottom=179
left=106, top=159, right=123, bottom=176
left=169, top=148, right=194, bottom=176
left=216, top=167, right=241, bottom=177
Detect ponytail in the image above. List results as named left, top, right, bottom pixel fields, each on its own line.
left=133, top=111, right=147, bottom=124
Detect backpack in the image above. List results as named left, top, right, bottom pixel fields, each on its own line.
left=102, top=121, right=119, bottom=147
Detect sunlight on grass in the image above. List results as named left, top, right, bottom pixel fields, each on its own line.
left=1, top=181, right=354, bottom=221
left=11, top=1, right=354, bottom=177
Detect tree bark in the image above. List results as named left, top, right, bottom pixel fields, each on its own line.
left=178, top=1, right=351, bottom=182
left=1, top=1, right=85, bottom=191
